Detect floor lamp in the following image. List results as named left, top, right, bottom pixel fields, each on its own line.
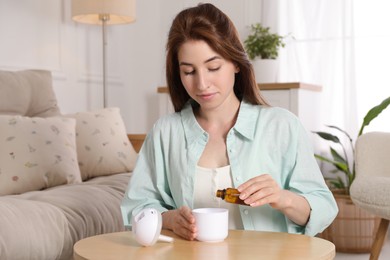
left=71, top=0, right=136, bottom=108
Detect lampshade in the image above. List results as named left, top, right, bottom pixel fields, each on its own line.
left=72, top=0, right=136, bottom=25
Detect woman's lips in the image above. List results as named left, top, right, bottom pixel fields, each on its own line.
left=198, top=93, right=216, bottom=100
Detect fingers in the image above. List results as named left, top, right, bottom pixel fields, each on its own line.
left=246, top=188, right=279, bottom=207
left=237, top=174, right=271, bottom=192
left=237, top=174, right=273, bottom=198
left=237, top=174, right=281, bottom=207
left=172, top=206, right=197, bottom=241
left=179, top=206, right=195, bottom=225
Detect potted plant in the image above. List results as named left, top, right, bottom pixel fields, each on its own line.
left=312, top=96, right=390, bottom=252
left=313, top=96, right=390, bottom=194
left=244, top=23, right=286, bottom=83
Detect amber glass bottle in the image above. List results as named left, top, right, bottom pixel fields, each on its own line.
left=216, top=188, right=248, bottom=205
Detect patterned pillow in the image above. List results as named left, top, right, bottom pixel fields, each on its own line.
left=0, top=116, right=81, bottom=196
left=66, top=107, right=137, bottom=181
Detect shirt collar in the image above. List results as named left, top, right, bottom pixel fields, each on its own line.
left=181, top=99, right=259, bottom=146
left=181, top=101, right=207, bottom=146
left=233, top=100, right=258, bottom=141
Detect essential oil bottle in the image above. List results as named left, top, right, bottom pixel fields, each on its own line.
left=216, top=188, right=248, bottom=205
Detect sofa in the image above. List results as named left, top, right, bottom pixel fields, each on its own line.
left=0, top=70, right=141, bottom=260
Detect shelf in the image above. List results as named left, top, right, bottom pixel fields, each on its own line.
left=157, top=82, right=322, bottom=93
left=258, top=82, right=322, bottom=92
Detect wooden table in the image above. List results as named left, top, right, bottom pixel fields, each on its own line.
left=74, top=229, right=335, bottom=260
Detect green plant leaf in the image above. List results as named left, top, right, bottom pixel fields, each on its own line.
left=329, top=147, right=351, bottom=174
left=358, top=96, right=390, bottom=136
left=329, top=179, right=345, bottom=189
left=326, top=125, right=353, bottom=143
left=330, top=169, right=340, bottom=174
left=312, top=131, right=340, bottom=143
left=330, top=147, right=346, bottom=163
left=348, top=172, right=355, bottom=188
left=314, top=154, right=349, bottom=173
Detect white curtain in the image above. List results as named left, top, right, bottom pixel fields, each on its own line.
left=262, top=0, right=390, bottom=141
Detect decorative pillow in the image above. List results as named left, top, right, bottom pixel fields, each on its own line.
left=0, top=70, right=61, bottom=117
left=66, top=107, right=137, bottom=181
left=0, top=116, right=81, bottom=196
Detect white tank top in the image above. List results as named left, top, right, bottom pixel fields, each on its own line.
left=193, top=165, right=244, bottom=230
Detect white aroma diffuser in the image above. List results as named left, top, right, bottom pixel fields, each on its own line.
left=132, top=208, right=174, bottom=246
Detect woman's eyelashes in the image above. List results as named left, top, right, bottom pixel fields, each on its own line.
left=183, top=67, right=221, bottom=76
left=208, top=67, right=221, bottom=72
left=183, top=70, right=195, bottom=76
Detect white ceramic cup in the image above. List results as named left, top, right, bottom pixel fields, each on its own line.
left=192, top=208, right=228, bottom=242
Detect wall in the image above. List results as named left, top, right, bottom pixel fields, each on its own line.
left=0, top=0, right=263, bottom=134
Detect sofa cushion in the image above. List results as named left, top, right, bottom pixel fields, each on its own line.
left=0, top=115, right=81, bottom=196
left=66, top=107, right=137, bottom=180
left=0, top=70, right=61, bottom=117
left=0, top=197, right=72, bottom=260
left=0, top=173, right=130, bottom=260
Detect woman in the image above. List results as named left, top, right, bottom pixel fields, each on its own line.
left=121, top=3, right=338, bottom=241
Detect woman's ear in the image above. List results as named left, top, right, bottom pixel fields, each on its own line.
left=235, top=64, right=240, bottom=73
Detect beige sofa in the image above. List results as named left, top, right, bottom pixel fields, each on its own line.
left=0, top=70, right=141, bottom=260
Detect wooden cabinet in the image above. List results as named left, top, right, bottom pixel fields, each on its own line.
left=157, top=82, right=322, bottom=133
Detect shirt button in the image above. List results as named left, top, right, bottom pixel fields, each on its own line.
left=235, top=176, right=240, bottom=181
left=243, top=210, right=249, bottom=215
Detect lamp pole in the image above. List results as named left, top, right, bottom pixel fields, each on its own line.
left=100, top=14, right=109, bottom=108
left=71, top=0, right=136, bottom=108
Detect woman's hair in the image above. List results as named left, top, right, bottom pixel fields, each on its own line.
left=166, top=3, right=268, bottom=112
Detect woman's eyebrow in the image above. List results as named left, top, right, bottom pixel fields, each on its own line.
left=179, top=56, right=222, bottom=67
left=204, top=56, right=221, bottom=64
left=179, top=62, right=193, bottom=67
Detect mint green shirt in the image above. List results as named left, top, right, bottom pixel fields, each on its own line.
left=121, top=100, right=338, bottom=236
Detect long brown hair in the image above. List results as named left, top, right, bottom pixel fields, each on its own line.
left=166, top=3, right=268, bottom=112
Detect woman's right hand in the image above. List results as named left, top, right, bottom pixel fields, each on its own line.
left=162, top=206, right=197, bottom=240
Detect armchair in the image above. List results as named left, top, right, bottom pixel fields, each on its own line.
left=350, top=132, right=390, bottom=260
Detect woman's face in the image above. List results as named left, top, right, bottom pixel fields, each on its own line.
left=177, top=40, right=239, bottom=111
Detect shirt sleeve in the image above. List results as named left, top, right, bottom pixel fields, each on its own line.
left=286, top=119, right=338, bottom=236
left=120, top=127, right=176, bottom=228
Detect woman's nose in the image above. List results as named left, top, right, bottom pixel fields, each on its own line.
left=195, top=71, right=209, bottom=90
